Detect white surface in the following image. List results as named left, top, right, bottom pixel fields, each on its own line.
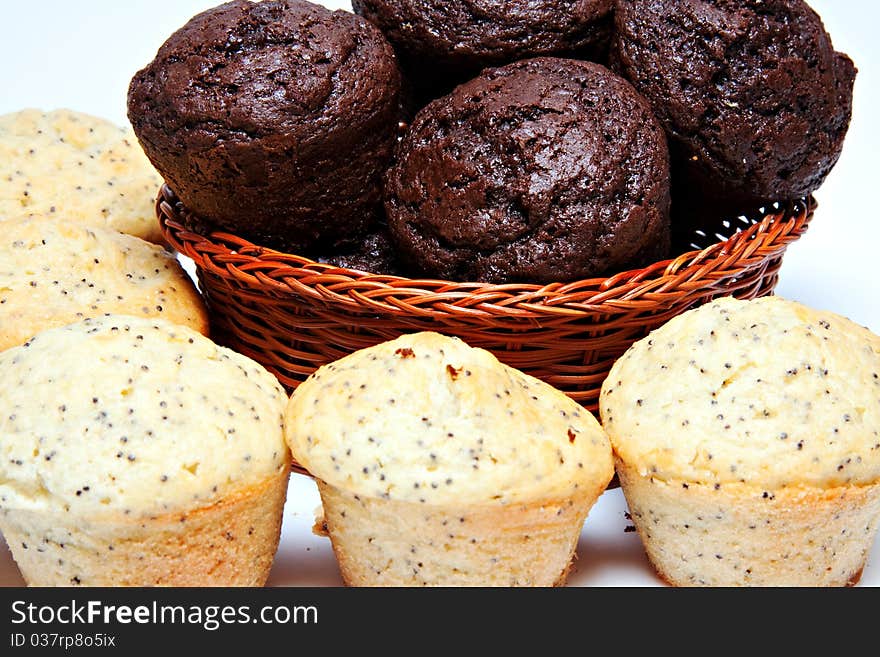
left=0, top=0, right=877, bottom=586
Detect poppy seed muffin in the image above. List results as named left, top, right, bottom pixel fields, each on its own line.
left=600, top=296, right=880, bottom=587
left=0, top=315, right=291, bottom=586
left=385, top=57, right=671, bottom=284
left=285, top=332, right=614, bottom=586
left=353, top=0, right=613, bottom=106
left=0, top=217, right=208, bottom=352
left=614, top=0, right=856, bottom=206
left=0, top=109, right=165, bottom=244
left=127, top=0, right=401, bottom=253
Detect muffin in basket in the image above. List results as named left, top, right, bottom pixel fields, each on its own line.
left=614, top=0, right=856, bottom=229
left=353, top=0, right=613, bottom=106
left=127, top=0, right=401, bottom=254
left=600, top=296, right=880, bottom=586
left=0, top=216, right=207, bottom=352
left=384, top=57, right=671, bottom=283
left=285, top=331, right=614, bottom=586
left=0, top=315, right=290, bottom=586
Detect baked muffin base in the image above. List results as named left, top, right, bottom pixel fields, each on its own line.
left=316, top=479, right=605, bottom=587
left=0, top=468, right=289, bottom=586
left=616, top=459, right=880, bottom=587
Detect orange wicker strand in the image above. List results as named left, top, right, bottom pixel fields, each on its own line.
left=158, top=185, right=813, bottom=412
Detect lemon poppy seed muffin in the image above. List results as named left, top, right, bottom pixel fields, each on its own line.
left=0, top=109, right=164, bottom=243
left=0, top=315, right=290, bottom=586
left=600, top=296, right=880, bottom=586
left=0, top=217, right=208, bottom=352
left=285, top=331, right=614, bottom=586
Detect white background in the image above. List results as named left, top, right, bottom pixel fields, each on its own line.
left=0, top=1, right=877, bottom=586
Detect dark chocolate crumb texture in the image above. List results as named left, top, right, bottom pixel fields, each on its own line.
left=385, top=57, right=671, bottom=283
left=128, top=0, right=401, bottom=253
left=614, top=0, right=856, bottom=205
left=316, top=226, right=406, bottom=276
left=353, top=0, right=613, bottom=105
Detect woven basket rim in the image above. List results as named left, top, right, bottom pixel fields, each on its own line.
left=158, top=185, right=814, bottom=319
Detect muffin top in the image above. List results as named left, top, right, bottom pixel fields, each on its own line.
left=129, top=0, right=397, bottom=143
left=0, top=315, right=289, bottom=519
left=127, top=0, right=401, bottom=251
left=614, top=0, right=856, bottom=204
left=0, top=217, right=208, bottom=352
left=285, top=331, right=613, bottom=505
left=353, top=0, right=612, bottom=78
left=0, top=109, right=164, bottom=243
left=600, top=296, right=880, bottom=489
left=385, top=57, right=670, bottom=283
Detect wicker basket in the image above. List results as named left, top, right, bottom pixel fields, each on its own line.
left=158, top=185, right=813, bottom=412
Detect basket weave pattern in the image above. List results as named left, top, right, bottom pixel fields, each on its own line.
left=158, top=185, right=813, bottom=412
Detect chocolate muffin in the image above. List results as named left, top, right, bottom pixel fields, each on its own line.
left=614, top=0, right=856, bottom=206
left=384, top=57, right=671, bottom=284
left=128, top=0, right=401, bottom=253
left=353, top=0, right=613, bottom=108
left=316, top=227, right=405, bottom=276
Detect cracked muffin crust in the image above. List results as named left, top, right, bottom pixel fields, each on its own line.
left=384, top=57, right=671, bottom=284
left=353, top=0, right=613, bottom=105
left=0, top=217, right=208, bottom=352
left=0, top=315, right=291, bottom=586
left=614, top=0, right=856, bottom=206
left=285, top=331, right=613, bottom=585
left=127, top=0, right=401, bottom=253
left=601, top=296, right=880, bottom=586
left=0, top=109, right=165, bottom=244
